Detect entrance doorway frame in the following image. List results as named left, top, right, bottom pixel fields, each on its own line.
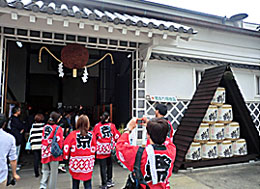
left=0, top=28, right=142, bottom=120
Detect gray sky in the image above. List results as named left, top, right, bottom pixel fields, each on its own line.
left=145, top=0, right=260, bottom=24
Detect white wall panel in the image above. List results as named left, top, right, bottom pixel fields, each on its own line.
left=232, top=68, right=260, bottom=102
left=146, top=60, right=195, bottom=100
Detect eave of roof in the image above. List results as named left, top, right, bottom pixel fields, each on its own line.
left=151, top=53, right=260, bottom=70
left=0, top=0, right=197, bottom=35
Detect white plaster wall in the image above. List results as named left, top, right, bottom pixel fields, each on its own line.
left=153, top=26, right=260, bottom=66
left=232, top=68, right=260, bottom=102
left=146, top=60, right=260, bottom=102
left=146, top=60, right=195, bottom=100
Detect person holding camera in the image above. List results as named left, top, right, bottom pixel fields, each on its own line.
left=93, top=112, right=121, bottom=189
left=0, top=114, right=20, bottom=189
left=116, top=117, right=176, bottom=188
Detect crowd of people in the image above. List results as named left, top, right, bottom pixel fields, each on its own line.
left=0, top=104, right=176, bottom=189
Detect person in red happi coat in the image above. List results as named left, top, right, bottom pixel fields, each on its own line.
left=40, top=111, right=64, bottom=189
left=63, top=115, right=96, bottom=189
left=116, top=117, right=176, bottom=189
left=93, top=112, right=121, bottom=189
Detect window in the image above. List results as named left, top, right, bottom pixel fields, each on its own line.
left=256, top=76, right=260, bottom=96
left=195, top=70, right=204, bottom=87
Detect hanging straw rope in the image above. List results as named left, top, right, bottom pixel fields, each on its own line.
left=38, top=46, right=114, bottom=68
left=39, top=46, right=62, bottom=63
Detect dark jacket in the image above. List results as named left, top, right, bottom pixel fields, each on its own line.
left=10, top=115, right=24, bottom=145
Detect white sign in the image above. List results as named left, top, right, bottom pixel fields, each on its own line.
left=146, top=95, right=177, bottom=103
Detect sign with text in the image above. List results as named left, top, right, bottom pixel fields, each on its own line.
left=147, top=95, right=177, bottom=103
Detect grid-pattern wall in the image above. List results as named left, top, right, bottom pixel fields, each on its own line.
left=0, top=35, right=6, bottom=113
left=132, top=52, right=146, bottom=118
left=145, top=100, right=190, bottom=129
left=247, top=102, right=260, bottom=135
left=145, top=101, right=260, bottom=136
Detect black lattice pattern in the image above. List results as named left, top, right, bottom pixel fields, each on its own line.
left=246, top=102, right=260, bottom=136
left=146, top=100, right=190, bottom=130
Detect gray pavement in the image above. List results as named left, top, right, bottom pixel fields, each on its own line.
left=9, top=160, right=260, bottom=189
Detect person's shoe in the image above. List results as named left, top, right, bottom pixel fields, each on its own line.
left=58, top=166, right=66, bottom=173
left=107, top=181, right=115, bottom=188
left=35, top=173, right=40, bottom=178
left=99, top=185, right=108, bottom=189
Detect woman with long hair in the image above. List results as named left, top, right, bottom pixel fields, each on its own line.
left=28, top=113, right=45, bottom=177
left=93, top=112, right=121, bottom=189
left=63, top=115, right=96, bottom=189
left=40, top=111, right=64, bottom=189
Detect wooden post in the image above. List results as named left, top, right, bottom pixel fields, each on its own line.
left=102, top=104, right=105, bottom=113
left=97, top=105, right=100, bottom=121
left=110, top=103, right=113, bottom=122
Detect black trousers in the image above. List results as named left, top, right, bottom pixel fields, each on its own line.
left=98, top=156, right=113, bottom=186
left=72, top=178, right=91, bottom=189
left=33, top=150, right=41, bottom=176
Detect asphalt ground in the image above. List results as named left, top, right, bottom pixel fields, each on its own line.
left=8, top=153, right=260, bottom=189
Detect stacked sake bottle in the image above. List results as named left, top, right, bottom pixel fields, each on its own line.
left=185, top=87, right=247, bottom=161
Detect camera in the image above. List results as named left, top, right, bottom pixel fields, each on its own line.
left=136, top=118, right=145, bottom=128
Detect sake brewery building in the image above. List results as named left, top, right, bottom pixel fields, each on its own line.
left=0, top=0, right=259, bottom=134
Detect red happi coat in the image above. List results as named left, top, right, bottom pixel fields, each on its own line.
left=167, top=120, right=174, bottom=141
left=41, top=124, right=64, bottom=164
left=93, top=122, right=121, bottom=159
left=116, top=133, right=176, bottom=189
left=63, top=130, right=96, bottom=181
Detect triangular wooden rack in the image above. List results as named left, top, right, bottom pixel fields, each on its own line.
left=173, top=65, right=260, bottom=173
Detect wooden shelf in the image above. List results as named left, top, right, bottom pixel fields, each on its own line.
left=183, top=154, right=257, bottom=169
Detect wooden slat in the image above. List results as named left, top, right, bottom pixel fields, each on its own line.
left=187, top=104, right=209, bottom=110
left=201, top=72, right=223, bottom=81
left=183, top=113, right=205, bottom=118
left=197, top=82, right=219, bottom=90
left=194, top=86, right=219, bottom=93
left=174, top=135, right=194, bottom=141
left=175, top=126, right=198, bottom=133
left=176, top=130, right=195, bottom=137
left=191, top=96, right=213, bottom=100
left=203, top=65, right=226, bottom=73
left=177, top=150, right=187, bottom=157
left=194, top=91, right=215, bottom=97
left=174, top=139, right=191, bottom=147
left=179, top=117, right=203, bottom=122
left=186, top=109, right=207, bottom=114
left=198, top=77, right=222, bottom=86
left=189, top=99, right=211, bottom=104
left=183, top=154, right=257, bottom=169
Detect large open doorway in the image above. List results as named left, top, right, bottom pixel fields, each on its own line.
left=5, top=40, right=132, bottom=128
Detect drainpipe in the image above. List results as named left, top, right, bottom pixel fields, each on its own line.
left=68, top=0, right=260, bottom=37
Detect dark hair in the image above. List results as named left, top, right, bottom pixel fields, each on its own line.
left=0, top=114, right=7, bottom=128
left=146, top=118, right=169, bottom=145
left=155, top=104, right=167, bottom=116
left=47, top=111, right=61, bottom=125
left=12, top=106, right=21, bottom=115
left=76, top=115, right=90, bottom=136
left=34, top=113, right=45, bottom=123
left=100, top=112, right=109, bottom=124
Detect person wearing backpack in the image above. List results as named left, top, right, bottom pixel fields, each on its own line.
left=63, top=115, right=96, bottom=189
left=93, top=112, right=121, bottom=189
left=40, top=111, right=64, bottom=189
left=116, top=117, right=176, bottom=189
